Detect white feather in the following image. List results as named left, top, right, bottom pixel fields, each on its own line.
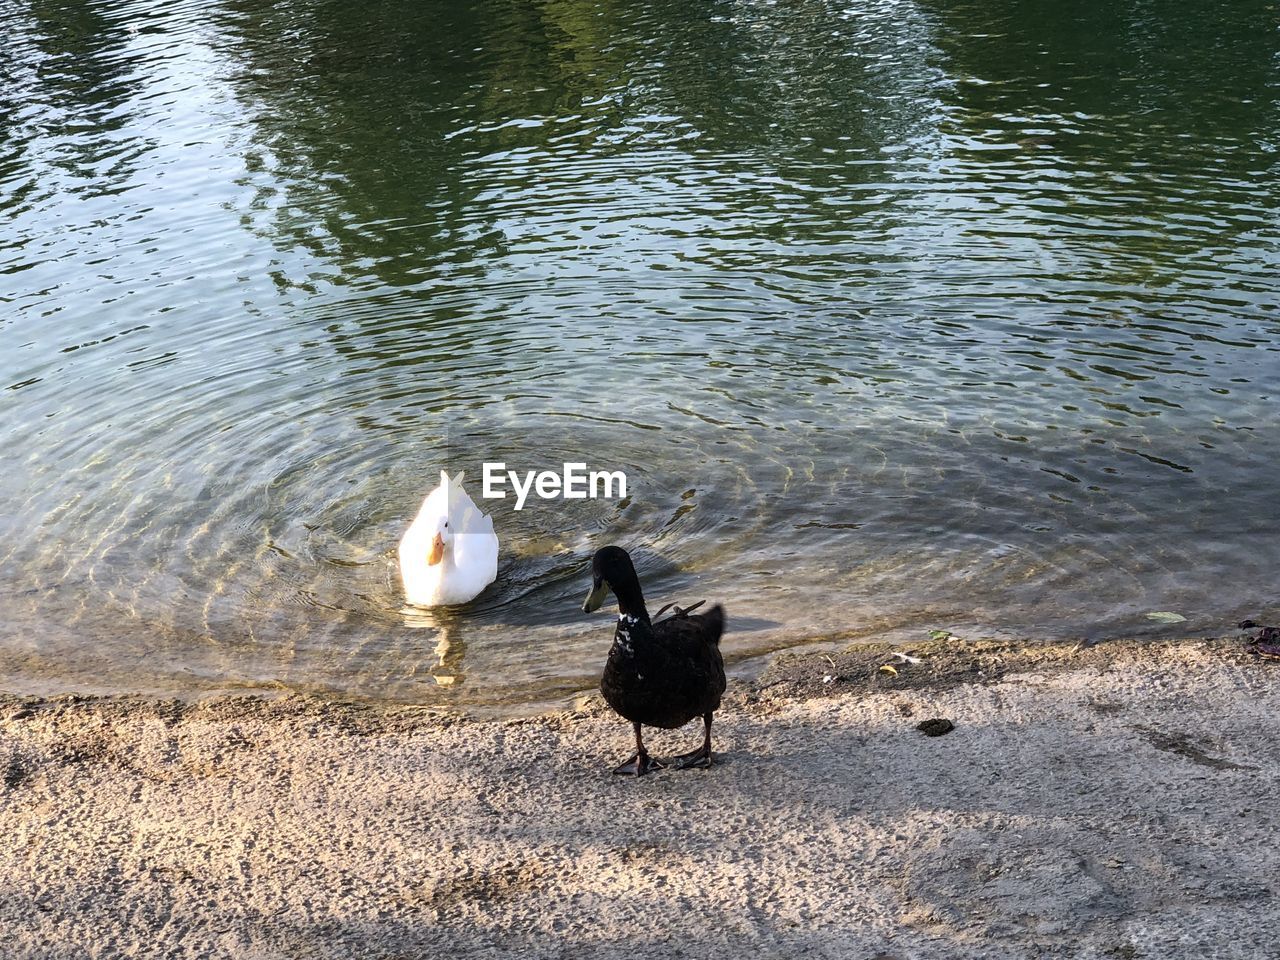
left=398, top=470, right=499, bottom=606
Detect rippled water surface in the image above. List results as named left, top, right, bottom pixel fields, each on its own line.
left=3, top=0, right=1278, bottom=708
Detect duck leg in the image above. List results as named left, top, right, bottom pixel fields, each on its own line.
left=613, top=721, right=665, bottom=776
left=673, top=713, right=714, bottom=770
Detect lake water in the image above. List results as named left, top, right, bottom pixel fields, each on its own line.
left=3, top=0, right=1278, bottom=709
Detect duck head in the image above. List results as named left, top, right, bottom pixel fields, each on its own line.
left=425, top=470, right=467, bottom=566
left=426, top=513, right=450, bottom=566
left=582, top=545, right=648, bottom=619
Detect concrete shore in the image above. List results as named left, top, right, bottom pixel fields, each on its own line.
left=2, top=637, right=1277, bottom=959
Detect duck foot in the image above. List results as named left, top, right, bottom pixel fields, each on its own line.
left=673, top=713, right=715, bottom=770
left=671, top=745, right=713, bottom=770
left=613, top=752, right=665, bottom=776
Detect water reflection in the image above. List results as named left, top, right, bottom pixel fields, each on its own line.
left=0, top=0, right=1277, bottom=709
left=400, top=606, right=468, bottom=687
left=11, top=0, right=147, bottom=185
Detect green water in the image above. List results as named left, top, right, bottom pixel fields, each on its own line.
left=2, top=0, right=1278, bottom=707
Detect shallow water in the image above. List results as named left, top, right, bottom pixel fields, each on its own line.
left=3, top=0, right=1278, bottom=708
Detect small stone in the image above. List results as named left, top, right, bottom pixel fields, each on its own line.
left=916, top=718, right=954, bottom=737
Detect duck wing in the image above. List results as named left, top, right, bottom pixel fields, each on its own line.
left=447, top=481, right=499, bottom=589
left=601, top=605, right=726, bottom=729
left=651, top=604, right=726, bottom=714
left=654, top=602, right=723, bottom=647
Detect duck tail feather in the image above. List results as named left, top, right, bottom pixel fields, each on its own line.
left=652, top=600, right=725, bottom=644
left=703, top=603, right=725, bottom=646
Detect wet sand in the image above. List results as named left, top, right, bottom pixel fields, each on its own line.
left=2, top=636, right=1277, bottom=959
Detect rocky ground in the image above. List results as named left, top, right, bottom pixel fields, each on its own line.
left=2, top=636, right=1277, bottom=959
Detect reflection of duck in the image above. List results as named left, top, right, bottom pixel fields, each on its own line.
left=399, top=470, right=498, bottom=606
left=400, top=605, right=467, bottom=687
left=582, top=546, right=726, bottom=776
left=430, top=623, right=466, bottom=686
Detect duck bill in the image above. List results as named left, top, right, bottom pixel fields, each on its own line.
left=427, top=532, right=445, bottom=566
left=582, top=580, right=609, bottom=614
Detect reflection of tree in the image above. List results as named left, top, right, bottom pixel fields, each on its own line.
left=2, top=0, right=148, bottom=191
left=908, top=0, right=1280, bottom=290
left=216, top=0, right=627, bottom=284
left=918, top=0, right=1279, bottom=164
left=215, top=0, right=949, bottom=286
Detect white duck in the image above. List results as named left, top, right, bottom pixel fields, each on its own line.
left=399, top=470, right=499, bottom=606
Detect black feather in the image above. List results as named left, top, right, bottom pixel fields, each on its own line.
left=591, top=548, right=727, bottom=731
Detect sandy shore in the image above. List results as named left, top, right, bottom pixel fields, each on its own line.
left=2, top=636, right=1277, bottom=959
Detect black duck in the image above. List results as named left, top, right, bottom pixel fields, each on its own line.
left=581, top=546, right=726, bottom=775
